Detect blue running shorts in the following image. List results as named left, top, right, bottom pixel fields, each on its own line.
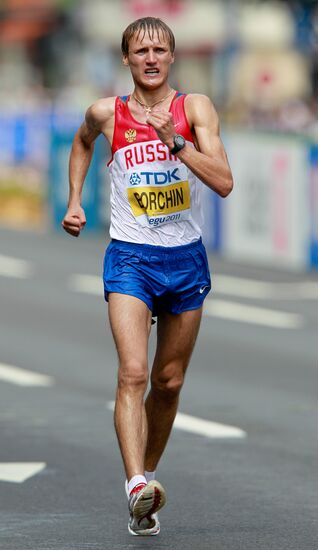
left=103, top=238, right=211, bottom=315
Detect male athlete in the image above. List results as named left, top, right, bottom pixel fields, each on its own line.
left=62, top=17, right=233, bottom=536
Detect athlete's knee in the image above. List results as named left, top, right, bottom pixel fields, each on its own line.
left=118, top=359, right=148, bottom=391
left=151, top=367, right=184, bottom=400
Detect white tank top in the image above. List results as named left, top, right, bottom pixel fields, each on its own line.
left=107, top=92, right=204, bottom=246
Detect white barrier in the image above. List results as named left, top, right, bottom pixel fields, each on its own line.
left=221, top=131, right=311, bottom=270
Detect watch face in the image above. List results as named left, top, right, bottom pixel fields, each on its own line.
left=175, top=135, right=185, bottom=148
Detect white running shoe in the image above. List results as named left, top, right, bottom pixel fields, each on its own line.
left=126, top=480, right=166, bottom=536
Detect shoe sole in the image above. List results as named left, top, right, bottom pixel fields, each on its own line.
left=133, top=480, right=166, bottom=521
left=128, top=521, right=160, bottom=536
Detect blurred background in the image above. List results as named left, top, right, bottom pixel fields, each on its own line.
left=2, top=5, right=318, bottom=547
left=1, top=0, right=318, bottom=270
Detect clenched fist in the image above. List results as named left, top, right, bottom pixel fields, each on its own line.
left=62, top=205, right=86, bottom=237
left=146, top=110, right=175, bottom=149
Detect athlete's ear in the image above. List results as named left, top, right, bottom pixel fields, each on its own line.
left=170, top=53, right=175, bottom=65
left=123, top=55, right=129, bottom=67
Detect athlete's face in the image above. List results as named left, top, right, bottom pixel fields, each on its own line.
left=123, top=30, right=174, bottom=90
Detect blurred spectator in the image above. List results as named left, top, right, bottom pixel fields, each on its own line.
left=1, top=0, right=318, bottom=210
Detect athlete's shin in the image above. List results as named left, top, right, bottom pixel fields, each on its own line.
left=114, top=365, right=149, bottom=480
left=144, top=376, right=183, bottom=471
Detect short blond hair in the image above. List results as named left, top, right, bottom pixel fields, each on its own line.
left=121, top=17, right=175, bottom=56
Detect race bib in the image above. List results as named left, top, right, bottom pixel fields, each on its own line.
left=126, top=165, right=191, bottom=228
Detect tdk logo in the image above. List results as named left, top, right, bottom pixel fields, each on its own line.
left=129, top=169, right=180, bottom=186
left=129, top=173, right=142, bottom=186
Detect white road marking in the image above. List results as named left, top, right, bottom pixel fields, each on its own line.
left=0, top=254, right=32, bottom=278
left=70, top=273, right=318, bottom=301
left=70, top=273, right=304, bottom=329
left=214, top=275, right=318, bottom=300
left=214, top=276, right=275, bottom=299
left=174, top=412, right=246, bottom=438
left=285, top=281, right=318, bottom=299
left=107, top=402, right=246, bottom=439
left=0, top=363, right=55, bottom=387
left=69, top=274, right=102, bottom=295
left=0, top=462, right=46, bottom=483
left=204, top=299, right=303, bottom=329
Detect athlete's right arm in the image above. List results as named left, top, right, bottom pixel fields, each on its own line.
left=62, top=98, right=115, bottom=237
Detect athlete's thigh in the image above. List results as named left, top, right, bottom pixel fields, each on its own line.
left=151, top=308, right=203, bottom=377
left=108, top=293, right=152, bottom=365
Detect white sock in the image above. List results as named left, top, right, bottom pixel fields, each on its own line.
left=145, top=470, right=156, bottom=482
left=128, top=474, right=147, bottom=495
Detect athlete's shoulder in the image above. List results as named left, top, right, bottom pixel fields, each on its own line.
left=184, top=94, right=219, bottom=129
left=185, top=93, right=216, bottom=111
left=85, top=96, right=117, bottom=129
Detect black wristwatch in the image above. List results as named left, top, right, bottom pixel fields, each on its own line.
left=170, top=134, right=186, bottom=155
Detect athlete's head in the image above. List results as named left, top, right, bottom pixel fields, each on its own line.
left=122, top=17, right=175, bottom=90
left=121, top=17, right=175, bottom=57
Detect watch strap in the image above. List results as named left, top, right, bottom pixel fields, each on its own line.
left=170, top=134, right=186, bottom=155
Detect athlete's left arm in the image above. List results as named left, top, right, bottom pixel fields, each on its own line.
left=147, top=94, right=233, bottom=197
left=179, top=94, right=233, bottom=197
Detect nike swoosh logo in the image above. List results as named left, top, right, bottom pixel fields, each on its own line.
left=199, top=285, right=209, bottom=294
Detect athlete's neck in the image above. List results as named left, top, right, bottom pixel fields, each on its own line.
left=132, top=85, right=174, bottom=110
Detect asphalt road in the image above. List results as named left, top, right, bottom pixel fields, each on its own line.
left=1, top=226, right=318, bottom=550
